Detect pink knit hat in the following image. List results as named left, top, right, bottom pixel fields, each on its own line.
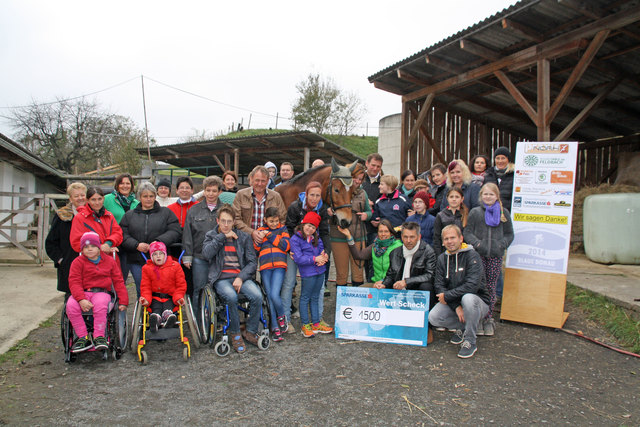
left=80, top=232, right=101, bottom=248
left=149, top=241, right=167, bottom=256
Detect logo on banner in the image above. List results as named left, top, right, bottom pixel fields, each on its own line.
left=523, top=155, right=566, bottom=167
left=525, top=143, right=569, bottom=154
left=536, top=172, right=548, bottom=183
left=524, top=155, right=539, bottom=166
left=523, top=199, right=551, bottom=208
left=554, top=190, right=573, bottom=196
left=551, top=170, right=573, bottom=184
left=513, top=197, right=522, bottom=207
left=554, top=201, right=572, bottom=207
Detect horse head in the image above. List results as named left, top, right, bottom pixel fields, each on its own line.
left=328, top=158, right=358, bottom=228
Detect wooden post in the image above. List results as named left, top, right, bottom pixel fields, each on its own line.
left=401, top=102, right=408, bottom=172
left=303, top=147, right=310, bottom=171
left=537, top=59, right=551, bottom=141
left=224, top=153, right=230, bottom=171
left=233, top=148, right=239, bottom=174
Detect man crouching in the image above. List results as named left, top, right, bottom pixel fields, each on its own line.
left=428, top=225, right=490, bottom=358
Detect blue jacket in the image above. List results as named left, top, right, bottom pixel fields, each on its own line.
left=406, top=212, right=435, bottom=246
left=373, top=189, right=411, bottom=228
left=290, top=231, right=326, bottom=278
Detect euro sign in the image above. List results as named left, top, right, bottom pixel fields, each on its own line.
left=343, top=307, right=352, bottom=319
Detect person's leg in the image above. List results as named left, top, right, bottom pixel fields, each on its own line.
left=481, top=257, right=502, bottom=317
left=332, top=241, right=350, bottom=286
left=365, top=232, right=377, bottom=282
left=119, top=252, right=130, bottom=283
left=350, top=240, right=365, bottom=286
left=309, top=274, right=324, bottom=325
left=299, top=276, right=314, bottom=325
left=191, top=257, right=210, bottom=323
left=89, top=292, right=112, bottom=337
left=280, top=256, right=298, bottom=322
left=460, top=293, right=489, bottom=345
left=128, top=263, right=143, bottom=298
left=66, top=296, right=88, bottom=338
left=496, top=268, right=504, bottom=299
left=321, top=236, right=332, bottom=298
left=261, top=269, right=278, bottom=330
left=428, top=302, right=463, bottom=332
left=268, top=268, right=285, bottom=318
left=213, top=279, right=240, bottom=333
left=238, top=279, right=263, bottom=334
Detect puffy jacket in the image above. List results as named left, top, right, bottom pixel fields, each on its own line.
left=464, top=205, right=514, bottom=258
left=140, top=258, right=187, bottom=306
left=232, top=187, right=286, bottom=234
left=68, top=254, right=129, bottom=306
left=286, top=193, right=330, bottom=238
left=433, top=208, right=465, bottom=257
left=373, top=189, right=411, bottom=228
left=484, top=163, right=515, bottom=210
left=182, top=201, right=219, bottom=264
left=70, top=205, right=123, bottom=254
left=45, top=204, right=78, bottom=293
left=406, top=212, right=435, bottom=246
left=254, top=225, right=290, bottom=271
left=429, top=183, right=447, bottom=217
left=120, top=201, right=182, bottom=265
left=168, top=198, right=198, bottom=227
left=348, top=238, right=403, bottom=282
left=290, top=232, right=326, bottom=278
left=434, top=244, right=489, bottom=311
left=382, top=241, right=437, bottom=290
left=440, top=182, right=481, bottom=212
left=103, top=192, right=139, bottom=224
left=201, top=226, right=257, bottom=284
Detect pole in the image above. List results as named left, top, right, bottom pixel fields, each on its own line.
left=247, top=113, right=252, bottom=130
left=141, top=75, right=151, bottom=164
left=275, top=112, right=278, bottom=129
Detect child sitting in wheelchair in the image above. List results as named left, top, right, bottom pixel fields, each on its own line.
left=139, top=241, right=187, bottom=332
left=67, top=232, right=128, bottom=353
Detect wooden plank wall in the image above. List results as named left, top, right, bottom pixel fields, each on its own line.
left=576, top=136, right=640, bottom=188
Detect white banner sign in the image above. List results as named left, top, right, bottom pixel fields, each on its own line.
left=505, top=141, right=578, bottom=275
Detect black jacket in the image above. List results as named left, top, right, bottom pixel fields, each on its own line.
left=201, top=225, right=257, bottom=284
left=45, top=204, right=77, bottom=293
left=434, top=245, right=489, bottom=311
left=433, top=208, right=465, bottom=257
left=428, top=183, right=447, bottom=217
left=382, top=241, right=437, bottom=291
left=120, top=201, right=182, bottom=265
left=464, top=205, right=514, bottom=258
left=361, top=174, right=381, bottom=234
left=484, top=164, right=515, bottom=210
left=285, top=197, right=330, bottom=238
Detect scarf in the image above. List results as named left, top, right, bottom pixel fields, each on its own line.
left=113, top=190, right=135, bottom=213
left=402, top=243, right=420, bottom=279
left=373, top=236, right=396, bottom=257
left=92, top=206, right=107, bottom=223
left=484, top=202, right=501, bottom=227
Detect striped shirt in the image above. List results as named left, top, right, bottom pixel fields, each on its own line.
left=219, top=237, right=241, bottom=280
left=251, top=189, right=268, bottom=230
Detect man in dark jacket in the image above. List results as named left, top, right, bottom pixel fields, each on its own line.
left=429, top=225, right=490, bottom=359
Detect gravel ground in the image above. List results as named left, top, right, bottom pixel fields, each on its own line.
left=0, top=282, right=638, bottom=426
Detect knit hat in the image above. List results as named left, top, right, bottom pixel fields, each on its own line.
left=301, top=211, right=321, bottom=228
left=149, top=241, right=167, bottom=257
left=156, top=178, right=171, bottom=190
left=494, top=147, right=512, bottom=162
left=413, top=190, right=431, bottom=207
left=80, top=231, right=101, bottom=248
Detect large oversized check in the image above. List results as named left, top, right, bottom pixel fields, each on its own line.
left=334, top=286, right=430, bottom=346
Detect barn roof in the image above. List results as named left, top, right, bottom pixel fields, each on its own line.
left=0, top=132, right=67, bottom=186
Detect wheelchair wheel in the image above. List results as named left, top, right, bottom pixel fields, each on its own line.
left=199, top=286, right=218, bottom=345
left=110, top=309, right=127, bottom=359
left=258, top=335, right=270, bottom=350
left=129, top=301, right=143, bottom=352
left=184, top=296, right=200, bottom=349
left=140, top=350, right=148, bottom=365
left=183, top=347, right=189, bottom=361
left=214, top=340, right=230, bottom=357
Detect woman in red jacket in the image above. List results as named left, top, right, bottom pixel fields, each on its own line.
left=70, top=187, right=123, bottom=256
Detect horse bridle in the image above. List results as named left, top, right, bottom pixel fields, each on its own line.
left=326, top=171, right=353, bottom=213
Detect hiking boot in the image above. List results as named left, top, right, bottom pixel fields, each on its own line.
left=164, top=313, right=177, bottom=329
left=312, top=320, right=333, bottom=334
left=277, top=315, right=287, bottom=331
left=72, top=336, right=93, bottom=353
left=93, top=336, right=108, bottom=351
left=149, top=313, right=161, bottom=333
left=483, top=318, right=495, bottom=336
left=450, top=329, right=464, bottom=345
left=301, top=323, right=316, bottom=338
left=476, top=319, right=485, bottom=336
left=242, top=329, right=260, bottom=347
left=458, top=340, right=477, bottom=358
left=272, top=328, right=284, bottom=342
left=286, top=322, right=296, bottom=334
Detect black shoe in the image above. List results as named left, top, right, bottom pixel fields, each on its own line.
left=149, top=313, right=161, bottom=333
left=351, top=281, right=363, bottom=287
left=458, top=340, right=477, bottom=358
left=93, top=336, right=108, bottom=351
left=164, top=313, right=177, bottom=329
left=450, top=329, right=464, bottom=345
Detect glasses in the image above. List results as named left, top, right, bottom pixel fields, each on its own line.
left=219, top=219, right=234, bottom=225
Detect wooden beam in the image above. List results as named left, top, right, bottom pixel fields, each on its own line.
left=212, top=155, right=225, bottom=171
left=494, top=70, right=538, bottom=125
left=397, top=69, right=430, bottom=86
left=233, top=148, right=239, bottom=174
left=315, top=147, right=350, bottom=164
left=538, top=59, right=551, bottom=141
left=459, top=39, right=500, bottom=61
left=407, top=93, right=435, bottom=152
left=258, top=137, right=274, bottom=147
left=373, top=80, right=406, bottom=95
left=303, top=147, right=310, bottom=170
left=224, top=153, right=230, bottom=170
left=166, top=149, right=179, bottom=158
left=546, top=29, right=610, bottom=123
left=425, top=55, right=463, bottom=75
left=555, top=78, right=621, bottom=141
left=501, top=18, right=543, bottom=43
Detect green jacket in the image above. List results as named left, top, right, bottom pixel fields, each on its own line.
left=103, top=192, right=140, bottom=224
left=372, top=239, right=403, bottom=282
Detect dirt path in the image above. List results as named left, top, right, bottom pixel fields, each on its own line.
left=0, top=283, right=638, bottom=426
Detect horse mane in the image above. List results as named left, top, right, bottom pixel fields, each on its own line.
left=286, top=164, right=330, bottom=186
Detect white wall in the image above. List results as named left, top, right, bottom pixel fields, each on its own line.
left=0, top=160, right=36, bottom=243
left=378, top=113, right=402, bottom=178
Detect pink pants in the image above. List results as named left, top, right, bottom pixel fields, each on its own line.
left=66, top=292, right=112, bottom=338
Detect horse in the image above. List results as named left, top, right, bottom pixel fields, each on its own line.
left=276, top=159, right=363, bottom=228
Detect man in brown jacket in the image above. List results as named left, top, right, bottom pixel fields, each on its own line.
left=232, top=165, right=287, bottom=246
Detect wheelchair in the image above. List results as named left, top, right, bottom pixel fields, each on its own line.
left=198, top=280, right=271, bottom=357
left=128, top=295, right=200, bottom=364
left=60, top=292, right=127, bottom=363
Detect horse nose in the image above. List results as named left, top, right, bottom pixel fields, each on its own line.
left=340, top=219, right=351, bottom=228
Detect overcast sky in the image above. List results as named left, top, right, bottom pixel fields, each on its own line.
left=0, top=0, right=516, bottom=144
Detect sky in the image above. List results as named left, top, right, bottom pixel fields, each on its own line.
left=0, top=0, right=517, bottom=144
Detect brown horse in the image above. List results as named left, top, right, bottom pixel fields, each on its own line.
left=276, top=159, right=363, bottom=228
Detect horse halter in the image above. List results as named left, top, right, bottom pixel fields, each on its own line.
left=326, top=158, right=358, bottom=213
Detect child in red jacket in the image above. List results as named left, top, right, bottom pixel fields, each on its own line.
left=139, top=241, right=187, bottom=332
left=67, top=232, right=129, bottom=353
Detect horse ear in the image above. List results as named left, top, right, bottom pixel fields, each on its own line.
left=331, top=157, right=340, bottom=173
left=348, top=161, right=358, bottom=173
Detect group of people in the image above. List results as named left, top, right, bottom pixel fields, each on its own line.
left=46, top=146, right=516, bottom=359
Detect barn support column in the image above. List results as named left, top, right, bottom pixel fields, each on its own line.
left=233, top=149, right=239, bottom=174
left=537, top=58, right=551, bottom=141
left=303, top=147, right=310, bottom=171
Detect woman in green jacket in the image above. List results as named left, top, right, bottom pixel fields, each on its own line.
left=103, top=173, right=140, bottom=224
left=337, top=219, right=402, bottom=288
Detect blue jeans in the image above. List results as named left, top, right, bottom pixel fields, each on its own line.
left=214, top=278, right=263, bottom=334
left=428, top=294, right=489, bottom=345
left=299, top=273, right=324, bottom=325
left=261, top=268, right=285, bottom=329
left=128, top=262, right=143, bottom=298
left=191, top=257, right=210, bottom=323
left=280, top=256, right=298, bottom=322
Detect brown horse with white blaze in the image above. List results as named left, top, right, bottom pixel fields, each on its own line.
left=276, top=159, right=363, bottom=229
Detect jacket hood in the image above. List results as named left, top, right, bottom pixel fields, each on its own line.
left=445, top=242, right=473, bottom=255
left=264, top=161, right=277, bottom=174
left=297, top=192, right=323, bottom=212
left=134, top=201, right=161, bottom=213
left=57, top=203, right=75, bottom=221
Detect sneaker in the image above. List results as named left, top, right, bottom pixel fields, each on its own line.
left=72, top=336, right=93, bottom=353
left=291, top=310, right=300, bottom=319
left=312, top=320, right=333, bottom=334
left=272, top=328, right=284, bottom=342
left=324, top=287, right=330, bottom=297
left=93, top=336, right=108, bottom=351
left=149, top=313, right=161, bottom=333
left=450, top=329, right=464, bottom=345
left=277, top=315, right=287, bottom=331
left=301, top=323, right=316, bottom=338
left=458, top=340, right=477, bottom=358
left=164, top=313, right=177, bottom=329
left=286, top=322, right=296, bottom=334
left=435, top=327, right=446, bottom=331
left=483, top=318, right=495, bottom=336
left=476, top=319, right=485, bottom=336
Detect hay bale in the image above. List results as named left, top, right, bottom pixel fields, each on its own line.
left=571, top=183, right=640, bottom=253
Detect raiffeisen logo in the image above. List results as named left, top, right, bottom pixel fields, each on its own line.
left=525, top=143, right=569, bottom=154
